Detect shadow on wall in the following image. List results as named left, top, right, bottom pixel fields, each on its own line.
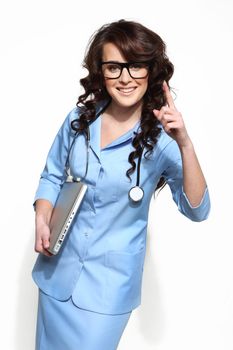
left=14, top=232, right=38, bottom=350
left=137, top=230, right=165, bottom=345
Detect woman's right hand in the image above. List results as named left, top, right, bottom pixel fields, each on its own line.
left=35, top=221, right=53, bottom=257
left=34, top=199, right=54, bottom=257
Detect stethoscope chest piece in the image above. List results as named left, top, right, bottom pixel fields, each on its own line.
left=128, top=185, right=144, bottom=203
left=128, top=143, right=145, bottom=203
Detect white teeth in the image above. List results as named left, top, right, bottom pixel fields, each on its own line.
left=118, top=88, right=136, bottom=93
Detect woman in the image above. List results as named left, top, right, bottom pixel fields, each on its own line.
left=32, top=19, right=211, bottom=350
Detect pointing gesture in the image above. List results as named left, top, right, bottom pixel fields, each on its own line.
left=153, top=81, right=191, bottom=148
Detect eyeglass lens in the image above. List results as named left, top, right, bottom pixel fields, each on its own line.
left=102, top=62, right=149, bottom=79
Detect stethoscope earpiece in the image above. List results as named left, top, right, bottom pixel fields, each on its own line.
left=128, top=186, right=144, bottom=202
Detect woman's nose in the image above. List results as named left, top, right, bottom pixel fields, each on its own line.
left=119, top=67, right=132, bottom=83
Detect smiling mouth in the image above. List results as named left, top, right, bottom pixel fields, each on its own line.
left=116, top=87, right=137, bottom=94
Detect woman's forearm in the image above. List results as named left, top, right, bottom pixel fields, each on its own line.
left=35, top=199, right=53, bottom=226
left=179, top=141, right=207, bottom=207
left=34, top=199, right=53, bottom=256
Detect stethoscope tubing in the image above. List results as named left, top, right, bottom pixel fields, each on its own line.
left=65, top=105, right=144, bottom=203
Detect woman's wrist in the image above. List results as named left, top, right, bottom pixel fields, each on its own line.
left=36, top=214, right=50, bottom=227
left=35, top=199, right=53, bottom=226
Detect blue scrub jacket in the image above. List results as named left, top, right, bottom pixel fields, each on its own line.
left=32, top=101, right=211, bottom=315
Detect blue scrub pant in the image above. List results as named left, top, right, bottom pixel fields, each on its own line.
left=36, top=289, right=132, bottom=350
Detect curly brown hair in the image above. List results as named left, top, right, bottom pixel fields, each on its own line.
left=71, top=19, right=175, bottom=194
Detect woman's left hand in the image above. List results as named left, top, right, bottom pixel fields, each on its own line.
left=153, top=81, right=192, bottom=148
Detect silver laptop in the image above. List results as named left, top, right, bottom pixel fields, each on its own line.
left=48, top=180, right=88, bottom=255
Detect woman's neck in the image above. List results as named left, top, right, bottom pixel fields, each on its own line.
left=104, top=100, right=143, bottom=124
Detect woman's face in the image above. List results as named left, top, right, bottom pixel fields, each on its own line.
left=101, top=43, right=149, bottom=110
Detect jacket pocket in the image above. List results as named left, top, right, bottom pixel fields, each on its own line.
left=105, top=248, right=145, bottom=270
left=104, top=248, right=145, bottom=312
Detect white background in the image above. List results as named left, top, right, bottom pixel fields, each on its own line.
left=0, top=0, right=232, bottom=349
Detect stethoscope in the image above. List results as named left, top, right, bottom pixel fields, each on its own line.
left=67, top=108, right=145, bottom=203
left=127, top=138, right=144, bottom=202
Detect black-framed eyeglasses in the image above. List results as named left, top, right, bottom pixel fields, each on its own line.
left=101, top=61, right=151, bottom=79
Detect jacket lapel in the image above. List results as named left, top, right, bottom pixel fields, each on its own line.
left=89, top=116, right=101, bottom=160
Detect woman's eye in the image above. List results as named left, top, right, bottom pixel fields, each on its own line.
left=107, top=64, right=120, bottom=72
left=129, top=63, right=145, bottom=70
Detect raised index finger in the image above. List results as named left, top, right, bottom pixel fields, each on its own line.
left=163, top=81, right=176, bottom=109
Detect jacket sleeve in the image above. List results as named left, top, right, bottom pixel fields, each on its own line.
left=33, top=108, right=78, bottom=208
left=161, top=139, right=211, bottom=222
